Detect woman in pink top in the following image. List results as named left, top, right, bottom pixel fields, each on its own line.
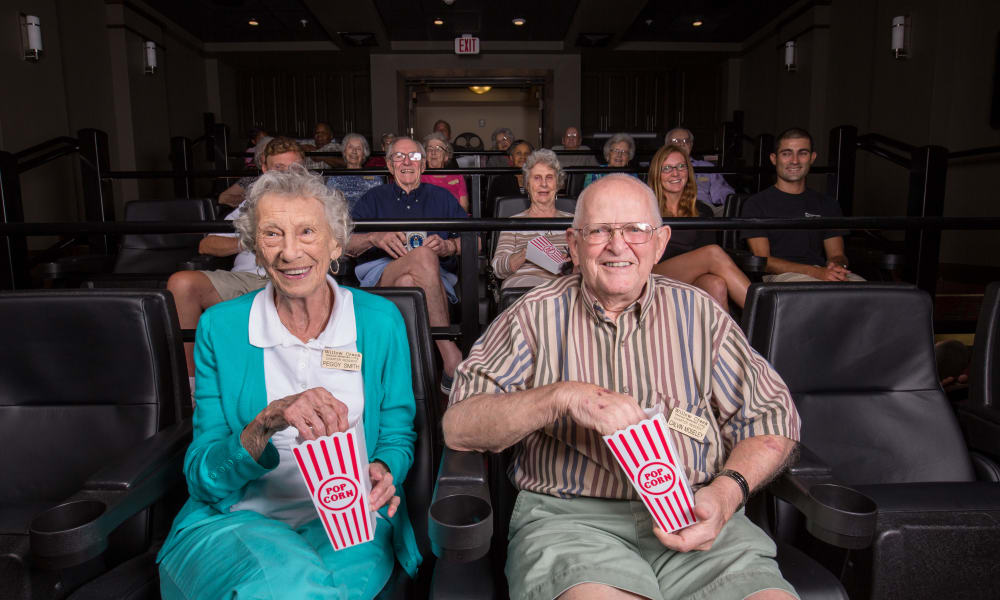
left=421, top=132, right=469, bottom=211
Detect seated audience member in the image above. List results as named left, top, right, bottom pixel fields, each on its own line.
left=326, top=132, right=383, bottom=208
left=491, top=149, right=573, bottom=289
left=347, top=137, right=469, bottom=393
left=650, top=144, right=751, bottom=310
left=584, top=133, right=638, bottom=187
left=665, top=127, right=736, bottom=216
left=219, top=136, right=273, bottom=208
left=244, top=127, right=268, bottom=168
left=365, top=133, right=395, bottom=168
left=421, top=132, right=469, bottom=211
left=157, top=165, right=420, bottom=599
left=168, top=137, right=306, bottom=375
left=489, top=139, right=534, bottom=199
left=432, top=119, right=452, bottom=141
left=741, top=128, right=864, bottom=282
left=301, top=121, right=344, bottom=170
left=486, top=127, right=515, bottom=168
left=444, top=173, right=800, bottom=600
left=554, top=126, right=599, bottom=194
left=552, top=126, right=594, bottom=154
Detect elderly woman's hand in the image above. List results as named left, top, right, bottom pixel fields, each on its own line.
left=240, top=387, right=349, bottom=460
left=369, top=461, right=401, bottom=517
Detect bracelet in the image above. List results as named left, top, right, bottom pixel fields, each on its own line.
left=714, top=469, right=750, bottom=511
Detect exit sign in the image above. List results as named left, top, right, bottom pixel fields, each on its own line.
left=455, top=36, right=480, bottom=55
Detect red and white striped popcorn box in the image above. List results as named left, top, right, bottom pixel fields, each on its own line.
left=603, top=413, right=698, bottom=533
left=525, top=235, right=568, bottom=274
left=292, top=425, right=376, bottom=551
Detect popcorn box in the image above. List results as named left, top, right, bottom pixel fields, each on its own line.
left=603, top=413, right=698, bottom=533
left=292, top=426, right=376, bottom=550
left=525, top=235, right=568, bottom=274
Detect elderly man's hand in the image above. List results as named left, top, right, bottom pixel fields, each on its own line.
left=423, top=234, right=454, bottom=257
left=560, top=382, right=647, bottom=436
left=652, top=478, right=740, bottom=552
left=370, top=231, right=409, bottom=259
left=369, top=461, right=401, bottom=517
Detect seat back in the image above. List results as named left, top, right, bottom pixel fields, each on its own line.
left=113, top=199, right=215, bottom=274
left=971, top=282, right=1000, bottom=410
left=742, top=282, right=975, bottom=485
left=723, top=192, right=749, bottom=250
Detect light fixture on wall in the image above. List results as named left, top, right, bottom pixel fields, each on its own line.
left=20, top=14, right=43, bottom=61
left=144, top=41, right=158, bottom=75
left=891, top=15, right=910, bottom=59
left=468, top=85, right=492, bottom=94
left=784, top=40, right=797, bottom=72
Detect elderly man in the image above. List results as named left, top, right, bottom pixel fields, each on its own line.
left=553, top=126, right=599, bottom=196
left=301, top=121, right=343, bottom=169
left=741, top=128, right=864, bottom=282
left=347, top=137, right=468, bottom=392
left=666, top=127, right=736, bottom=216
left=444, top=174, right=801, bottom=600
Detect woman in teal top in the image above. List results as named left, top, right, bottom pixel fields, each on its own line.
left=157, top=165, right=420, bottom=599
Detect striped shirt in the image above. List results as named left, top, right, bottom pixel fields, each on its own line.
left=450, top=274, right=800, bottom=500
left=491, top=209, right=574, bottom=290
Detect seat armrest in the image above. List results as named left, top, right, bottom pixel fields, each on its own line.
left=177, top=254, right=233, bottom=271
left=723, top=249, right=766, bottom=274
left=956, top=403, right=1000, bottom=466
left=769, top=445, right=877, bottom=550
left=29, top=420, right=193, bottom=569
left=428, top=448, right=493, bottom=562
left=34, top=254, right=116, bottom=279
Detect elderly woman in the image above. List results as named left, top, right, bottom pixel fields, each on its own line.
left=649, top=144, right=750, bottom=310
left=157, top=165, right=420, bottom=599
left=489, top=139, right=535, bottom=200
left=491, top=149, right=573, bottom=289
left=421, top=132, right=469, bottom=211
left=583, top=132, right=638, bottom=187
left=326, top=133, right=384, bottom=208
left=486, top=127, right=515, bottom=167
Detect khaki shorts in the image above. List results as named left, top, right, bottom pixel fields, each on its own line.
left=763, top=271, right=865, bottom=283
left=201, top=270, right=268, bottom=301
left=506, top=491, right=798, bottom=600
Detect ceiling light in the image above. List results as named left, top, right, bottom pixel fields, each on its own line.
left=433, top=18, right=444, bottom=26
left=692, top=20, right=703, bottom=27
left=512, top=17, right=526, bottom=26
left=248, top=18, right=259, bottom=26
left=468, top=86, right=492, bottom=94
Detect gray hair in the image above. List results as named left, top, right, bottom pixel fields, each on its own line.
left=385, top=136, right=426, bottom=161
left=422, top=132, right=453, bottom=156
left=521, top=149, right=566, bottom=188
left=491, top=127, right=514, bottom=149
left=253, top=136, right=274, bottom=169
left=665, top=127, right=693, bottom=146
left=603, top=133, right=636, bottom=162
left=234, top=164, right=353, bottom=255
left=340, top=132, right=370, bottom=161
left=573, top=173, right=662, bottom=228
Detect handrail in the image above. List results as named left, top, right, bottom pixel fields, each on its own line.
left=949, top=145, right=1000, bottom=161
left=856, top=142, right=909, bottom=168
left=13, top=136, right=79, bottom=160
left=18, top=146, right=80, bottom=173
left=857, top=133, right=916, bottom=154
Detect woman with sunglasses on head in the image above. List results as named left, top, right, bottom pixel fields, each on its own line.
left=650, top=144, right=750, bottom=311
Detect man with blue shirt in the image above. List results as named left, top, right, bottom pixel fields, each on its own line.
left=347, top=137, right=468, bottom=392
left=665, top=127, right=735, bottom=216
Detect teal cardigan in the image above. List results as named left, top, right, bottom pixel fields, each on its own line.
left=157, top=287, right=421, bottom=577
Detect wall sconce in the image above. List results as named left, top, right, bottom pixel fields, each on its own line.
left=144, top=41, right=157, bottom=74
left=784, top=41, right=797, bottom=72
left=468, top=85, right=492, bottom=94
left=20, top=14, right=43, bottom=61
left=891, top=15, right=910, bottom=59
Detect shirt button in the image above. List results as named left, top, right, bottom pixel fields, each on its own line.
left=622, top=386, right=631, bottom=394
left=210, top=473, right=217, bottom=480
left=301, top=383, right=307, bottom=390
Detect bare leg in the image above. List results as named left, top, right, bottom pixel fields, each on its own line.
left=747, top=590, right=797, bottom=600
left=653, top=245, right=750, bottom=308
left=167, top=270, right=223, bottom=375
left=692, top=273, right=729, bottom=310
left=377, top=247, right=464, bottom=376
left=558, top=583, right=648, bottom=600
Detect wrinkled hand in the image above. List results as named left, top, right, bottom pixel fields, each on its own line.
left=369, top=461, right=401, bottom=517
left=256, top=387, right=349, bottom=441
left=371, top=231, right=409, bottom=259
left=423, top=234, right=454, bottom=257
left=561, top=382, right=646, bottom=436
left=652, top=479, right=739, bottom=552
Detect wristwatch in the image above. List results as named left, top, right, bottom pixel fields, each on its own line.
left=713, top=469, right=750, bottom=511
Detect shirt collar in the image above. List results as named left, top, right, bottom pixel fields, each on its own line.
left=393, top=181, right=424, bottom=199
left=248, top=275, right=357, bottom=349
left=579, top=274, right=656, bottom=324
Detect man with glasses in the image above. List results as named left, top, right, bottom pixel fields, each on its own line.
left=665, top=127, right=735, bottom=216
left=347, top=137, right=469, bottom=393
left=444, top=174, right=800, bottom=600
left=553, top=126, right=599, bottom=196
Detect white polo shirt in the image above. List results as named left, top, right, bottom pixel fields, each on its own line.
left=230, top=276, right=366, bottom=527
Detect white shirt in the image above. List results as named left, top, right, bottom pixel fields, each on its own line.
left=214, top=198, right=265, bottom=275
left=229, top=276, right=367, bottom=527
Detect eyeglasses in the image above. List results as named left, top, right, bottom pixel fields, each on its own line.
left=389, top=151, right=423, bottom=163
left=564, top=132, right=579, bottom=138
left=609, top=148, right=630, bottom=155
left=668, top=137, right=692, bottom=145
left=574, top=222, right=658, bottom=245
left=660, top=163, right=687, bottom=173
left=426, top=146, right=447, bottom=154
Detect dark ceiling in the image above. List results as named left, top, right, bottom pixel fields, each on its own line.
left=145, top=0, right=802, bottom=47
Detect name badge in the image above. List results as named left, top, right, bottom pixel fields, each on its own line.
left=321, top=349, right=362, bottom=371
left=666, top=407, right=710, bottom=441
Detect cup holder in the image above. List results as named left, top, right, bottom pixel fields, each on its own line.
left=430, top=494, right=492, bottom=528
left=31, top=500, right=106, bottom=534
left=809, top=483, right=877, bottom=515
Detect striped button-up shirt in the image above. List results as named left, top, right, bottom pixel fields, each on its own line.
left=450, top=274, right=800, bottom=499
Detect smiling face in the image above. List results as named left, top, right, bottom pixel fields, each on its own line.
left=659, top=151, right=688, bottom=195
left=526, top=163, right=557, bottom=207
left=495, top=132, right=512, bottom=151
left=510, top=143, right=532, bottom=168
left=771, top=136, right=816, bottom=184
left=607, top=141, right=631, bottom=167
left=342, top=138, right=366, bottom=169
left=568, top=177, right=670, bottom=313
left=665, top=128, right=693, bottom=156
left=425, top=139, right=449, bottom=169
left=386, top=138, right=426, bottom=192
left=262, top=150, right=305, bottom=173
left=255, top=194, right=341, bottom=302
left=562, top=127, right=581, bottom=150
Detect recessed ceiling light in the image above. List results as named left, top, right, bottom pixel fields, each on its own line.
left=433, top=18, right=444, bottom=26
left=248, top=17, right=259, bottom=26
left=512, top=17, right=526, bottom=26
left=692, top=20, right=703, bottom=27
